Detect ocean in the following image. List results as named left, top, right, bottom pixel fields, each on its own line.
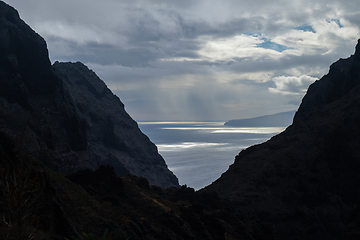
left=138, top=122, right=286, bottom=190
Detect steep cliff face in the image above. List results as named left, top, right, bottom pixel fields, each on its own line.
left=205, top=40, right=360, bottom=239
left=0, top=1, right=87, bottom=171
left=0, top=1, right=178, bottom=188
left=53, top=61, right=179, bottom=188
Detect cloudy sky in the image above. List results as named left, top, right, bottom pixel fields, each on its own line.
left=6, top=0, right=360, bottom=121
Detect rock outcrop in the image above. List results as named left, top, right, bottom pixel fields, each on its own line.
left=0, top=1, right=178, bottom=188
left=53, top=61, right=179, bottom=188
left=205, top=40, right=360, bottom=239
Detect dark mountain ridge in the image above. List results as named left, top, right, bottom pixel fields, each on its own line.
left=205, top=39, right=360, bottom=239
left=53, top=61, right=178, bottom=188
left=0, top=1, right=178, bottom=188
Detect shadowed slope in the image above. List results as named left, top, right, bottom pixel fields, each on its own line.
left=205, top=39, right=360, bottom=240
left=0, top=1, right=178, bottom=188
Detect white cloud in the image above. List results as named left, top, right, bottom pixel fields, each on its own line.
left=269, top=75, right=317, bottom=95
left=271, top=19, right=360, bottom=55
left=198, top=35, right=281, bottom=62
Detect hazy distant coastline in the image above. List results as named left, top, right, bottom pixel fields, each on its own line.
left=225, top=111, right=295, bottom=127
left=138, top=121, right=285, bottom=189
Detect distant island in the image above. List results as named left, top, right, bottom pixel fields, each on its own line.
left=224, top=110, right=296, bottom=127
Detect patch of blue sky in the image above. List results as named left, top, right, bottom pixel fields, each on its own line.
left=326, top=18, right=343, bottom=28
left=295, top=25, right=316, bottom=33
left=256, top=39, right=290, bottom=52
left=243, top=32, right=262, bottom=37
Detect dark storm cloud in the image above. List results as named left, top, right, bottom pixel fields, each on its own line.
left=7, top=0, right=360, bottom=120
left=180, top=17, right=265, bottom=39
left=230, top=79, right=276, bottom=88
left=345, top=13, right=360, bottom=28
left=50, top=40, right=157, bottom=66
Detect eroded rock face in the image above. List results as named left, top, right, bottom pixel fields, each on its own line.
left=0, top=1, right=87, bottom=172
left=0, top=2, right=178, bottom=188
left=53, top=62, right=179, bottom=188
left=205, top=40, right=360, bottom=239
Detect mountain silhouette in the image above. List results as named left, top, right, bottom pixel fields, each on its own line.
left=0, top=1, right=178, bottom=188
left=205, top=39, right=360, bottom=240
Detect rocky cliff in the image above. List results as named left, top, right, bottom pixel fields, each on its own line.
left=205, top=40, right=360, bottom=239
left=0, top=1, right=178, bottom=188
left=53, top=61, right=179, bottom=188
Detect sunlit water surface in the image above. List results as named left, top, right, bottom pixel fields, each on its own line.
left=138, top=122, right=286, bottom=190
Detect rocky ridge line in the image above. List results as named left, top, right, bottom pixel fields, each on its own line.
left=205, top=39, right=360, bottom=239
left=0, top=1, right=178, bottom=188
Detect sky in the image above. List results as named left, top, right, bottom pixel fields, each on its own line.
left=6, top=0, right=360, bottom=121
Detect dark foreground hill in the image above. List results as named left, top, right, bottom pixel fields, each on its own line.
left=205, top=40, right=360, bottom=239
left=0, top=1, right=177, bottom=188
left=0, top=131, right=252, bottom=239
left=225, top=111, right=295, bottom=127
